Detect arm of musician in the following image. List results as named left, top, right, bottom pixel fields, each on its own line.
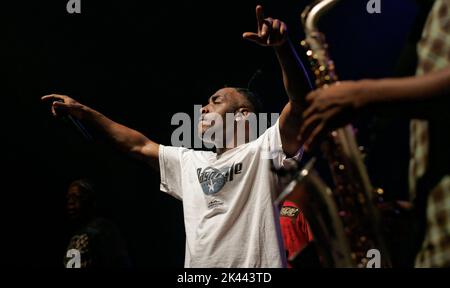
left=300, top=65, right=450, bottom=150
left=275, top=40, right=312, bottom=157
left=41, top=94, right=160, bottom=171
left=243, top=5, right=312, bottom=157
left=358, top=65, right=450, bottom=118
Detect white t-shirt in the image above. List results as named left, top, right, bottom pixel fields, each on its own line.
left=159, top=120, right=294, bottom=268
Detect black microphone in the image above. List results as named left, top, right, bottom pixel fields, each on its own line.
left=65, top=114, right=92, bottom=141
left=54, top=99, right=93, bottom=141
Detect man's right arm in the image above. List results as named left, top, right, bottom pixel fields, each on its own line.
left=41, top=94, right=160, bottom=171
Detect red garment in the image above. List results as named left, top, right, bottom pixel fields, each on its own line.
left=279, top=200, right=313, bottom=266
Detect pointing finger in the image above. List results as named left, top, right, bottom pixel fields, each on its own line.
left=242, top=32, right=261, bottom=43
left=41, top=94, right=64, bottom=101
left=256, top=5, right=264, bottom=32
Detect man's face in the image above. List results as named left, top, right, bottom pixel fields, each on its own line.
left=67, top=184, right=94, bottom=221
left=66, top=184, right=82, bottom=220
left=198, top=88, right=243, bottom=137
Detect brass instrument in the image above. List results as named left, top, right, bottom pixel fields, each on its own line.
left=276, top=0, right=391, bottom=268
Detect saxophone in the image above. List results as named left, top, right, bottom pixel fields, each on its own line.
left=276, top=0, right=391, bottom=268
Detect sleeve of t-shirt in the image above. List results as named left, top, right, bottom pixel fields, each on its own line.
left=258, top=119, right=303, bottom=170
left=159, top=144, right=186, bottom=200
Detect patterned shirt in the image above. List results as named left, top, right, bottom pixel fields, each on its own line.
left=411, top=0, right=450, bottom=268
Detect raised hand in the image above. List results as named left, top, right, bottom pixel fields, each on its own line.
left=242, top=5, right=288, bottom=47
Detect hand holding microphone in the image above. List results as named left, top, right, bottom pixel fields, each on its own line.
left=41, top=94, right=92, bottom=141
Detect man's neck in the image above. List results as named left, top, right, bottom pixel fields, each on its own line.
left=215, top=147, right=233, bottom=156
left=215, top=135, right=249, bottom=156
left=212, top=128, right=251, bottom=155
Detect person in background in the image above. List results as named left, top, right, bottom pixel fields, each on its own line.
left=64, top=179, right=131, bottom=268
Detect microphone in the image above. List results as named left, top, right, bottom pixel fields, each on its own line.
left=54, top=99, right=93, bottom=141
left=65, top=114, right=92, bottom=141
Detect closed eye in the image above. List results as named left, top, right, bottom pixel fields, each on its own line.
left=210, top=95, right=223, bottom=104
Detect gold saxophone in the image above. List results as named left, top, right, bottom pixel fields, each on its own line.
left=276, top=0, right=391, bottom=268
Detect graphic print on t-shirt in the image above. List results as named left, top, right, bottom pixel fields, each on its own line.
left=196, top=162, right=243, bottom=195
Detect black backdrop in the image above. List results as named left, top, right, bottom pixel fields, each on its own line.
left=4, top=0, right=418, bottom=267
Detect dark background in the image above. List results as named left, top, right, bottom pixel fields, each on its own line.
left=4, top=0, right=420, bottom=267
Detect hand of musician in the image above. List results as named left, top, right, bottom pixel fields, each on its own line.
left=242, top=5, right=288, bottom=47
left=299, top=80, right=371, bottom=151
left=41, top=94, right=87, bottom=119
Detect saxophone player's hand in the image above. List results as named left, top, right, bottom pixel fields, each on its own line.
left=242, top=5, right=288, bottom=47
left=299, top=80, right=372, bottom=151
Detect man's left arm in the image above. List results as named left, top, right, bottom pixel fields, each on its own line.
left=275, top=41, right=313, bottom=157
left=243, top=5, right=312, bottom=157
